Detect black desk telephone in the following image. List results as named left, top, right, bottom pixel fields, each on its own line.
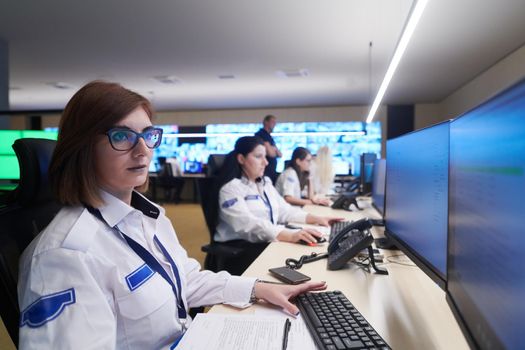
left=327, top=218, right=388, bottom=274
left=331, top=194, right=362, bottom=211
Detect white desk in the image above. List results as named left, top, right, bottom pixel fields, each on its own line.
left=210, top=198, right=469, bottom=350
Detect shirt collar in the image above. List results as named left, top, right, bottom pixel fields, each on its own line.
left=240, top=175, right=267, bottom=192
left=98, top=190, right=160, bottom=227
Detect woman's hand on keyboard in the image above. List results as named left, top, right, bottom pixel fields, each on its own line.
left=254, top=280, right=328, bottom=316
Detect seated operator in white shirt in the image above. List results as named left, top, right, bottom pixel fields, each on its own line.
left=17, top=81, right=327, bottom=350
left=214, top=136, right=341, bottom=245
left=275, top=147, right=331, bottom=207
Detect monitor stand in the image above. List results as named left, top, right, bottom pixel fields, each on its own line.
left=370, top=218, right=385, bottom=226
left=375, top=237, right=397, bottom=250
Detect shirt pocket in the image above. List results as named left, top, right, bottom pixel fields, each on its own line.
left=117, top=273, right=177, bottom=348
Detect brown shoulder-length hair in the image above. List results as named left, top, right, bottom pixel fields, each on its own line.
left=49, top=81, right=154, bottom=207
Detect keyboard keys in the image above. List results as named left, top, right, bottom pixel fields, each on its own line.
left=296, top=291, right=391, bottom=349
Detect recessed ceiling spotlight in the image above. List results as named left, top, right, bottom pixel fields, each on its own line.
left=275, top=68, right=309, bottom=78
left=218, top=74, right=236, bottom=80
left=46, top=82, right=73, bottom=89
left=154, top=75, right=183, bottom=85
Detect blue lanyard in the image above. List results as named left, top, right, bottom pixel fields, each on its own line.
left=262, top=191, right=274, bottom=224
left=86, top=206, right=187, bottom=321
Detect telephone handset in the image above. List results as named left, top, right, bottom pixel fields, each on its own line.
left=328, top=218, right=372, bottom=255
left=331, top=194, right=362, bottom=211
left=327, top=218, right=384, bottom=272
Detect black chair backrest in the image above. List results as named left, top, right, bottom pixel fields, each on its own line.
left=196, top=177, right=219, bottom=240
left=0, top=138, right=61, bottom=345
left=207, top=154, right=226, bottom=177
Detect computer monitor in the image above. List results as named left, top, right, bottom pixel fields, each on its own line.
left=0, top=130, right=59, bottom=180
left=359, top=153, right=376, bottom=195
left=371, top=158, right=386, bottom=217
left=446, top=79, right=525, bottom=349
left=0, top=155, right=20, bottom=180
left=183, top=160, right=203, bottom=174
left=384, top=120, right=449, bottom=289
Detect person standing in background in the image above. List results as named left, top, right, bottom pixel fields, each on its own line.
left=255, top=114, right=282, bottom=183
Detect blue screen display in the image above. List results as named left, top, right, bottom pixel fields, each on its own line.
left=385, top=121, right=449, bottom=281
left=448, top=80, right=525, bottom=349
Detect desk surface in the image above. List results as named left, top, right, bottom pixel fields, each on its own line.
left=210, top=198, right=469, bottom=350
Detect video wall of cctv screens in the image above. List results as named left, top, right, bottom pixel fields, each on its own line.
left=205, top=121, right=382, bottom=175
left=385, top=120, right=450, bottom=290
left=447, top=78, right=525, bottom=349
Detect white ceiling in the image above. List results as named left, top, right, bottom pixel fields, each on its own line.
left=0, top=0, right=524, bottom=111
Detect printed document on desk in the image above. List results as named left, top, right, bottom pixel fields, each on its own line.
left=177, top=313, right=316, bottom=350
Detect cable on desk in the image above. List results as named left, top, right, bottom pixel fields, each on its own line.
left=285, top=252, right=328, bottom=270
left=386, top=254, right=417, bottom=267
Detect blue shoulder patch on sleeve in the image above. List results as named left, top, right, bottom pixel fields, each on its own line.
left=221, top=198, right=238, bottom=208
left=126, top=263, right=155, bottom=291
left=244, top=194, right=260, bottom=200
left=286, top=176, right=296, bottom=183
left=20, top=288, right=76, bottom=328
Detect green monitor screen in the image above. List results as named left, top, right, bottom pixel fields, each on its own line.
left=0, top=131, right=23, bottom=154
left=21, top=130, right=59, bottom=140
left=0, top=129, right=58, bottom=180
left=0, top=155, right=20, bottom=180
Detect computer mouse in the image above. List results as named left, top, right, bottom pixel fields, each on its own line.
left=299, top=236, right=327, bottom=246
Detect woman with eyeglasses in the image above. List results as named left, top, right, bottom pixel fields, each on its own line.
left=275, top=147, right=331, bottom=207
left=17, top=81, right=327, bottom=349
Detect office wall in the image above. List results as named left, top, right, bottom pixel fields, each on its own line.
left=415, top=43, right=525, bottom=130
left=154, top=105, right=378, bottom=125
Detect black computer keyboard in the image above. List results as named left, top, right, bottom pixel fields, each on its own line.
left=296, top=291, right=391, bottom=350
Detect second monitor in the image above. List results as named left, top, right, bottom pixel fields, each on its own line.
left=384, top=120, right=450, bottom=289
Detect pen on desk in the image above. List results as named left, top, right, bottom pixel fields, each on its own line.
left=282, top=318, right=291, bottom=350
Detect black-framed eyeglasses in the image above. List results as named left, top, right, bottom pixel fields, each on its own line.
left=105, top=127, right=163, bottom=151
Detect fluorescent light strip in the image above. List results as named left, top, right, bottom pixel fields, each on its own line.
left=366, top=0, right=429, bottom=123
left=163, top=131, right=366, bottom=138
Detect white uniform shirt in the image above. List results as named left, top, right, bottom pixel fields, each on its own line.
left=214, top=176, right=307, bottom=243
left=18, top=191, right=256, bottom=350
left=276, top=167, right=309, bottom=199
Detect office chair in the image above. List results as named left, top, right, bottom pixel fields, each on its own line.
left=197, top=155, right=268, bottom=275
left=157, top=158, right=184, bottom=203
left=0, top=138, right=62, bottom=345
left=206, top=154, right=226, bottom=177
